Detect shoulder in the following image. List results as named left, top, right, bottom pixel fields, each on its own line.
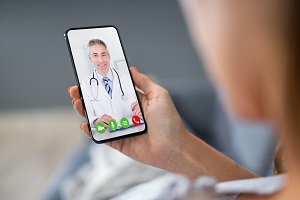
left=82, top=73, right=93, bottom=85
left=81, top=73, right=93, bottom=91
left=112, top=68, right=131, bottom=82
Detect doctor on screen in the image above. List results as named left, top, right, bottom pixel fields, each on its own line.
left=81, top=39, right=142, bottom=129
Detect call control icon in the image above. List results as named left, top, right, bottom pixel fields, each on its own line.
left=132, top=115, right=140, bottom=126
left=120, top=118, right=130, bottom=129
left=96, top=122, right=106, bottom=134
left=108, top=119, right=117, bottom=131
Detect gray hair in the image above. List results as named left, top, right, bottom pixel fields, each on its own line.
left=87, top=39, right=108, bottom=51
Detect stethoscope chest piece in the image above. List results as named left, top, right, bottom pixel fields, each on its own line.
left=122, top=95, right=128, bottom=101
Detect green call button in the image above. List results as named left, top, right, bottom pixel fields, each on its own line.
left=108, top=120, right=118, bottom=131
left=120, top=118, right=130, bottom=129
left=96, top=122, right=106, bottom=134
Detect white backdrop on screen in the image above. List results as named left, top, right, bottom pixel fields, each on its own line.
left=67, top=27, right=128, bottom=83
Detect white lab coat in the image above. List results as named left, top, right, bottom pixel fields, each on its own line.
left=81, top=68, right=137, bottom=128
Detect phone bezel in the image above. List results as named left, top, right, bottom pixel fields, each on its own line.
left=65, top=25, right=147, bottom=144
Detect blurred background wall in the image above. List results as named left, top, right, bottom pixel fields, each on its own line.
left=0, top=0, right=205, bottom=111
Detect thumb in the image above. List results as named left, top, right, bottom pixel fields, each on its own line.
left=130, top=66, right=157, bottom=95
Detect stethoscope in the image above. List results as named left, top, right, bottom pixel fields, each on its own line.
left=89, top=68, right=128, bottom=101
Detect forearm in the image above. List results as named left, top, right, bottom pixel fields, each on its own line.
left=164, top=131, right=258, bottom=181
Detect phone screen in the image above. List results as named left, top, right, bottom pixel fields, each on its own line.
left=65, top=26, right=146, bottom=143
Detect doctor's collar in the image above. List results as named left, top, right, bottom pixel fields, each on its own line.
left=95, top=67, right=114, bottom=81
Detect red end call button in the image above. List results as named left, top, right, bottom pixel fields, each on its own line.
left=132, top=115, right=141, bottom=126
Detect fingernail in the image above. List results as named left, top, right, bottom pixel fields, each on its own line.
left=80, top=124, right=83, bottom=130
left=68, top=86, right=72, bottom=94
left=72, top=99, right=76, bottom=105
left=130, top=66, right=137, bottom=71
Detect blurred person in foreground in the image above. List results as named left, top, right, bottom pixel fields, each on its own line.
left=69, top=0, right=299, bottom=199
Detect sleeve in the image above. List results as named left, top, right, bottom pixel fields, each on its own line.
left=117, top=74, right=139, bottom=119
left=125, top=74, right=138, bottom=103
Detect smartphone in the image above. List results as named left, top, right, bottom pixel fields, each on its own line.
left=65, top=26, right=147, bottom=143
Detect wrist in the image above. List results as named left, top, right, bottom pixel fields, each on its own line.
left=164, top=131, right=259, bottom=181
left=162, top=130, right=200, bottom=178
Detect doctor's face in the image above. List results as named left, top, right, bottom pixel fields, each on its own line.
left=88, top=44, right=111, bottom=76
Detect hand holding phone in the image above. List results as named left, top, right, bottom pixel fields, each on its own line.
left=68, top=67, right=189, bottom=170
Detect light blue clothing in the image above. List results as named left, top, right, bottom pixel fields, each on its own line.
left=111, top=174, right=286, bottom=200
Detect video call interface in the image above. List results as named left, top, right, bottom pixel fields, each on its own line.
left=67, top=27, right=146, bottom=142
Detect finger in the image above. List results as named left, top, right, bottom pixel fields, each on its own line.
left=72, top=98, right=76, bottom=105
left=104, top=114, right=114, bottom=121
left=131, top=101, right=137, bottom=106
left=107, top=116, right=114, bottom=121
left=133, top=110, right=138, bottom=116
left=130, top=67, right=158, bottom=96
left=136, top=90, right=146, bottom=103
left=131, top=103, right=138, bottom=111
left=73, top=99, right=86, bottom=118
left=80, top=123, right=90, bottom=138
left=68, top=86, right=72, bottom=94
left=102, top=122, right=109, bottom=128
left=130, top=102, right=135, bottom=110
left=134, top=109, right=141, bottom=116
left=97, top=118, right=109, bottom=127
left=70, top=86, right=80, bottom=99
left=98, top=115, right=108, bottom=124
left=135, top=93, right=147, bottom=114
left=102, top=115, right=113, bottom=122
left=104, top=114, right=112, bottom=118
left=132, top=108, right=137, bottom=115
left=132, top=105, right=139, bottom=114
left=101, top=118, right=110, bottom=125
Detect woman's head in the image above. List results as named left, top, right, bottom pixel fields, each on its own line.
left=180, top=0, right=300, bottom=168
left=180, top=0, right=286, bottom=121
